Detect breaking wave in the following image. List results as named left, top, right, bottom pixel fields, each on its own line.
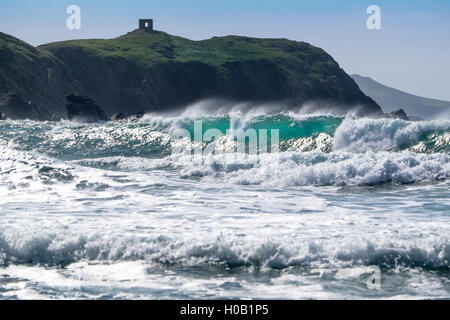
left=0, top=113, right=449, bottom=188
left=0, top=228, right=449, bottom=272
left=1, top=114, right=449, bottom=159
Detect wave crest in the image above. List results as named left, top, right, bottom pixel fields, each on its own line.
left=1, top=230, right=449, bottom=272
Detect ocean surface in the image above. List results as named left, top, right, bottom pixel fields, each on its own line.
left=0, top=107, right=449, bottom=299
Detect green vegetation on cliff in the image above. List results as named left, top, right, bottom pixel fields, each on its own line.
left=41, top=30, right=344, bottom=84
left=0, top=32, right=51, bottom=61
left=41, top=30, right=323, bottom=67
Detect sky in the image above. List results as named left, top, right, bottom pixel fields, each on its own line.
left=1, top=0, right=449, bottom=101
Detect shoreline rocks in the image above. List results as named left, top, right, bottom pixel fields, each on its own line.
left=388, top=108, right=410, bottom=121
left=66, top=93, right=108, bottom=123
left=110, top=110, right=145, bottom=122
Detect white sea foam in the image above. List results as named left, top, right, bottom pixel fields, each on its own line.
left=80, top=150, right=449, bottom=187
left=0, top=228, right=449, bottom=271
left=1, top=147, right=448, bottom=271
left=334, top=117, right=450, bottom=152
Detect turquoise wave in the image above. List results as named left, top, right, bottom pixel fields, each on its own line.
left=177, top=115, right=343, bottom=141
left=0, top=115, right=448, bottom=160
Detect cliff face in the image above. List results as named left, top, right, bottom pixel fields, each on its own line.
left=0, top=30, right=382, bottom=120
left=0, top=32, right=80, bottom=120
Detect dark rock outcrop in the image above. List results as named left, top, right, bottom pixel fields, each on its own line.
left=110, top=113, right=127, bottom=121
left=389, top=108, right=409, bottom=121
left=110, top=110, right=145, bottom=121
left=66, top=93, right=108, bottom=122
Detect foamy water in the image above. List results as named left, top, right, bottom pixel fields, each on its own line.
left=0, top=112, right=449, bottom=299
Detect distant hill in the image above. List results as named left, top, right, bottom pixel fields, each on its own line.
left=0, top=29, right=381, bottom=120
left=352, top=74, right=450, bottom=119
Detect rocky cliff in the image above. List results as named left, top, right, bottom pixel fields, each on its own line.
left=0, top=30, right=382, bottom=120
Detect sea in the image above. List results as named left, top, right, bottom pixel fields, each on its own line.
left=0, top=104, right=449, bottom=299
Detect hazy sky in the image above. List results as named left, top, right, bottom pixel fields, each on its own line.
left=1, top=0, right=449, bottom=100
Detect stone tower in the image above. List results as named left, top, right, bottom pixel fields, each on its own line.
left=139, top=19, right=153, bottom=32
